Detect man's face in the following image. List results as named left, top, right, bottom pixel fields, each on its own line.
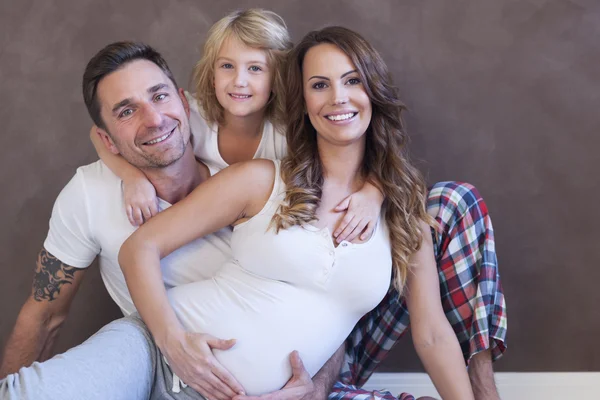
left=96, top=59, right=191, bottom=169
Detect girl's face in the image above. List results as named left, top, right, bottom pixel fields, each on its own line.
left=214, top=37, right=272, bottom=122
left=302, top=43, right=372, bottom=147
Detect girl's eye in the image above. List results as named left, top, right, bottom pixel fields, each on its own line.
left=347, top=77, right=361, bottom=85
left=249, top=65, right=262, bottom=72
left=312, top=82, right=327, bottom=90
left=154, top=93, right=168, bottom=101
left=221, top=63, right=234, bottom=69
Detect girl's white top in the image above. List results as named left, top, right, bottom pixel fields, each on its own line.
left=186, top=92, right=287, bottom=171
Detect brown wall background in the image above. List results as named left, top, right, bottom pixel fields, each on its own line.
left=1, top=0, right=599, bottom=372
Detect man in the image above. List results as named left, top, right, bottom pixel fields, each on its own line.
left=0, top=41, right=341, bottom=400
left=0, top=41, right=506, bottom=400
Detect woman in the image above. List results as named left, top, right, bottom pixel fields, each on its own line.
left=119, top=26, right=475, bottom=399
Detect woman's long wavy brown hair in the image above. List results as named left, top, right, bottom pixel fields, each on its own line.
left=272, top=26, right=435, bottom=293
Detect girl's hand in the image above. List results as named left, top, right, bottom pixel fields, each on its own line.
left=123, top=175, right=159, bottom=226
left=90, top=124, right=159, bottom=226
left=333, top=181, right=384, bottom=243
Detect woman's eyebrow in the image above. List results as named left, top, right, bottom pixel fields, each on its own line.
left=308, top=69, right=357, bottom=81
left=308, top=75, right=329, bottom=81
left=341, top=69, right=358, bottom=78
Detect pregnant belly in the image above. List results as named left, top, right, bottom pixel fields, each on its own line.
left=167, top=270, right=352, bottom=395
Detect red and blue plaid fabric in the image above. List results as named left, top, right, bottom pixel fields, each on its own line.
left=328, top=182, right=507, bottom=399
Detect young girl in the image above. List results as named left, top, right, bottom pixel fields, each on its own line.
left=91, top=9, right=383, bottom=243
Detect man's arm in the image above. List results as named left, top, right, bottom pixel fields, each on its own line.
left=0, top=248, right=85, bottom=377
left=233, top=344, right=345, bottom=400
left=469, top=349, right=500, bottom=400
left=311, top=344, right=345, bottom=399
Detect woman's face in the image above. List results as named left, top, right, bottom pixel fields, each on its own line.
left=213, top=36, right=272, bottom=121
left=302, top=43, right=372, bottom=146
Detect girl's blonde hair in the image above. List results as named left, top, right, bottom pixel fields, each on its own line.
left=192, top=9, right=292, bottom=128
left=272, top=27, right=436, bottom=294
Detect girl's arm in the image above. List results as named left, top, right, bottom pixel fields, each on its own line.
left=90, top=126, right=158, bottom=226
left=334, top=179, right=384, bottom=243
left=118, top=159, right=275, bottom=398
left=406, top=221, right=475, bottom=400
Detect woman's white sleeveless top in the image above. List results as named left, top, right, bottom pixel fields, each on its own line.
left=167, top=160, right=392, bottom=395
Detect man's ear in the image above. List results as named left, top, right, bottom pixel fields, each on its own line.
left=178, top=88, right=190, bottom=118
left=96, top=127, right=120, bottom=155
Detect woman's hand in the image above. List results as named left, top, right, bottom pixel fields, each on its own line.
left=122, top=174, right=159, bottom=226
left=162, top=330, right=246, bottom=400
left=333, top=181, right=384, bottom=243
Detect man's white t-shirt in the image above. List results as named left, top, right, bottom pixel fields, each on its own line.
left=44, top=93, right=286, bottom=316
left=44, top=161, right=232, bottom=316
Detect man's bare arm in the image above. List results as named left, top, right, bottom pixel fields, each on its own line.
left=311, top=343, right=345, bottom=400
left=0, top=249, right=85, bottom=377
left=232, top=344, right=345, bottom=400
left=469, top=349, right=500, bottom=400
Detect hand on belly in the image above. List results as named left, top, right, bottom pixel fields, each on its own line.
left=167, top=273, right=354, bottom=395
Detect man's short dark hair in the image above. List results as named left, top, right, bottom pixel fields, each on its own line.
left=82, top=41, right=178, bottom=130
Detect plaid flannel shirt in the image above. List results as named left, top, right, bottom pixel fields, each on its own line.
left=328, top=182, right=507, bottom=400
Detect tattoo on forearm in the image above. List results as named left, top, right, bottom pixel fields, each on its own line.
left=33, top=250, right=79, bottom=301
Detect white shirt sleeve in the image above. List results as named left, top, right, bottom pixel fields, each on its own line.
left=43, top=169, right=100, bottom=268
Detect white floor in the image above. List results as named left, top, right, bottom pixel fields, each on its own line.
left=363, top=372, right=600, bottom=399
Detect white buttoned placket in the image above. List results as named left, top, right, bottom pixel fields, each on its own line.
left=317, top=228, right=352, bottom=285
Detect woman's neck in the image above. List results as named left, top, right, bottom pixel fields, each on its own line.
left=318, top=137, right=366, bottom=192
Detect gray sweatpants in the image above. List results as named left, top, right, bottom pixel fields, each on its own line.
left=0, top=316, right=206, bottom=400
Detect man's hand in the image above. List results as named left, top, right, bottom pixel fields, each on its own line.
left=232, top=351, right=316, bottom=400
left=162, top=331, right=246, bottom=400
